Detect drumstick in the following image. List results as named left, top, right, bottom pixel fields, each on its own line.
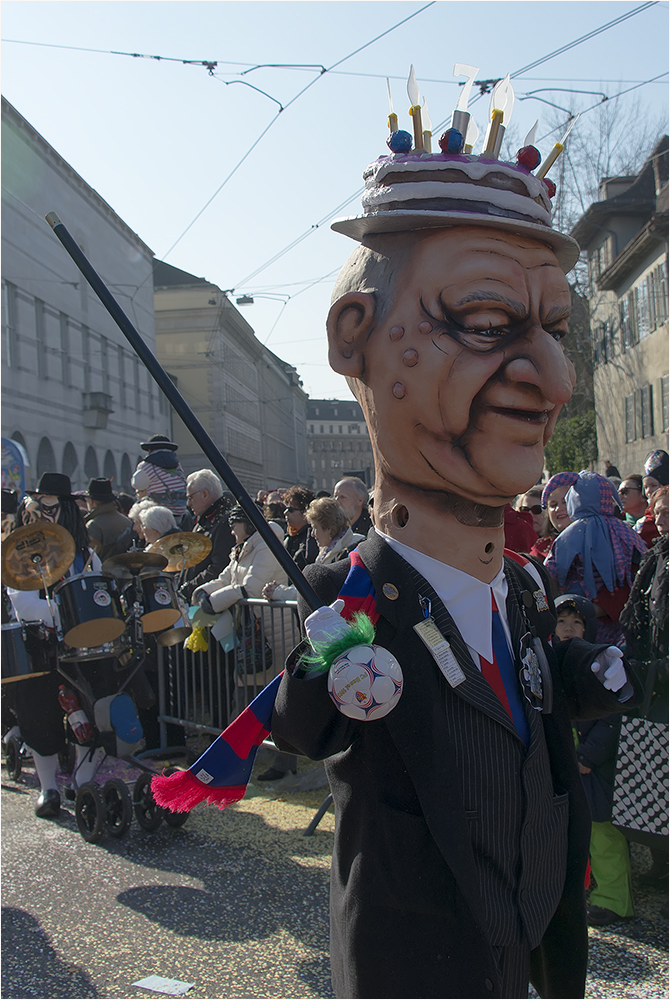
left=45, top=213, right=322, bottom=613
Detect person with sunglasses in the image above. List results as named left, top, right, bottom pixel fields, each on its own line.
left=516, top=486, right=547, bottom=539
left=281, top=487, right=318, bottom=571
left=618, top=474, right=659, bottom=549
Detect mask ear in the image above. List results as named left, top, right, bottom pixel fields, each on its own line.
left=327, top=292, right=376, bottom=379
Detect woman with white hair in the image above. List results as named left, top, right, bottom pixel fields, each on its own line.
left=140, top=505, right=179, bottom=545
left=181, top=470, right=234, bottom=602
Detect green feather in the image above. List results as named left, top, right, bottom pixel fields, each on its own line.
left=300, top=612, right=376, bottom=674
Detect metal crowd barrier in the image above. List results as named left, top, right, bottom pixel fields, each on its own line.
left=155, top=597, right=300, bottom=745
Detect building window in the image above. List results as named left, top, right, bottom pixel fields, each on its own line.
left=62, top=442, right=78, bottom=482
left=339, top=425, right=343, bottom=434
left=639, top=384, right=653, bottom=438
left=35, top=298, right=47, bottom=380
left=36, top=437, right=56, bottom=479
left=625, top=395, right=635, bottom=443
left=133, top=356, right=141, bottom=413
left=662, top=374, right=669, bottom=433
left=636, top=279, right=651, bottom=341
left=319, top=425, right=324, bottom=433
left=146, top=368, right=154, bottom=417
left=103, top=450, right=117, bottom=482
left=60, top=313, right=70, bottom=385
left=82, top=325, right=91, bottom=392
left=620, top=293, right=638, bottom=351
left=84, top=446, right=99, bottom=480
left=309, top=424, right=314, bottom=433
left=329, top=425, right=333, bottom=434
left=100, top=336, right=109, bottom=394
left=2, top=281, right=19, bottom=368
left=118, top=347, right=126, bottom=409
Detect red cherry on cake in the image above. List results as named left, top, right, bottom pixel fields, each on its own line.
left=542, top=177, right=557, bottom=198
left=516, top=145, right=541, bottom=170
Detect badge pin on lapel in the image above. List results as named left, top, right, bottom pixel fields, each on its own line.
left=413, top=595, right=466, bottom=688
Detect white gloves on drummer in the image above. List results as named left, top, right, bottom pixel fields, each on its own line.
left=590, top=647, right=628, bottom=693
left=304, top=600, right=351, bottom=649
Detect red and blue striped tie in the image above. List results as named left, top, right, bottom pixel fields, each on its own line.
left=480, top=594, right=530, bottom=746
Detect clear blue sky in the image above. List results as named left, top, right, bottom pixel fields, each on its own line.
left=2, top=1, right=668, bottom=399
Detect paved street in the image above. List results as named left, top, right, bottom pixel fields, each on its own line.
left=2, top=754, right=668, bottom=1000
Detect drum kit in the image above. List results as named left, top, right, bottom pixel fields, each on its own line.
left=1, top=524, right=212, bottom=682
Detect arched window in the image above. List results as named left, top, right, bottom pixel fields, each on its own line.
left=103, top=450, right=117, bottom=484
left=84, top=446, right=99, bottom=481
left=36, top=437, right=56, bottom=479
left=62, top=442, right=79, bottom=484
left=120, top=454, right=132, bottom=492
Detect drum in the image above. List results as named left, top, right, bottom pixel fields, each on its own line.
left=54, top=572, right=125, bottom=648
left=1, top=622, right=51, bottom=684
left=58, top=632, right=130, bottom=663
left=138, top=573, right=181, bottom=633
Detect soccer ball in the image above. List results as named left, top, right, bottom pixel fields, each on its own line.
left=328, top=644, right=403, bottom=721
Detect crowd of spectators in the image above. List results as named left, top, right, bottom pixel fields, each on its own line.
left=4, top=430, right=667, bottom=907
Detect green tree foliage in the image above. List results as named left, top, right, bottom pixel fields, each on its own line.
left=544, top=410, right=597, bottom=475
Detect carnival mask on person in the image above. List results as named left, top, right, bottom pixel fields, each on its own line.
left=24, top=495, right=61, bottom=524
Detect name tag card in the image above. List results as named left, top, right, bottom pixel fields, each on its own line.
left=414, top=618, right=466, bottom=688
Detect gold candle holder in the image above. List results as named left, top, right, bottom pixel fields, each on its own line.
left=388, top=112, right=398, bottom=134
left=483, top=109, right=503, bottom=156
left=409, top=105, right=424, bottom=150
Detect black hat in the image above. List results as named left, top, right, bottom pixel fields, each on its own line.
left=27, top=472, right=75, bottom=498
left=228, top=504, right=254, bottom=527
left=1, top=489, right=19, bottom=515
left=140, top=434, right=178, bottom=452
left=86, top=478, right=115, bottom=501
left=644, top=450, right=669, bottom=486
left=554, top=594, right=597, bottom=643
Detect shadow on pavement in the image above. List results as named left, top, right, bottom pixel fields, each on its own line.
left=113, top=808, right=331, bottom=952
left=1, top=907, right=100, bottom=999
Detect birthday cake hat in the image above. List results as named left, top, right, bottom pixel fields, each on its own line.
left=332, top=65, right=580, bottom=273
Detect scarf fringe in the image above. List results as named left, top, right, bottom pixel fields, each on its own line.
left=151, top=768, right=246, bottom=812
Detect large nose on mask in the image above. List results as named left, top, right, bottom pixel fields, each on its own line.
left=504, top=325, right=575, bottom=405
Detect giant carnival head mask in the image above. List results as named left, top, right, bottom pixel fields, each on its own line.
left=327, top=72, right=579, bottom=512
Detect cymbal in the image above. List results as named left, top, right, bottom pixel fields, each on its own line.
left=102, top=551, right=168, bottom=574
left=148, top=532, right=212, bottom=572
left=1, top=522, right=76, bottom=591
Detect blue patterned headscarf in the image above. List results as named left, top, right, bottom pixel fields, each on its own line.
left=545, top=471, right=647, bottom=598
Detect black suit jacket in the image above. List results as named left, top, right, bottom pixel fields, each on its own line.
left=272, top=532, right=639, bottom=999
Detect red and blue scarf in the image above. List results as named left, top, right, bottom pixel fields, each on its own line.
left=152, top=550, right=376, bottom=812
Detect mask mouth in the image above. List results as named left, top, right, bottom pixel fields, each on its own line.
left=488, top=406, right=550, bottom=424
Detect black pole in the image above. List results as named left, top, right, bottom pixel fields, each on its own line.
left=46, top=212, right=321, bottom=612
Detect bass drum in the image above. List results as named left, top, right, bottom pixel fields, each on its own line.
left=1, top=622, right=51, bottom=684
left=138, top=573, right=181, bottom=633
left=54, top=573, right=125, bottom=648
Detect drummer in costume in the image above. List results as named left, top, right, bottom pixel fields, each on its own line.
left=270, top=83, right=642, bottom=998
left=5, top=473, right=103, bottom=818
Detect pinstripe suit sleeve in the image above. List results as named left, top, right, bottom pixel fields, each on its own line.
left=553, top=637, right=642, bottom=719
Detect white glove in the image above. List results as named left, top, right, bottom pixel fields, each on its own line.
left=305, top=599, right=351, bottom=649
left=591, top=647, right=627, bottom=692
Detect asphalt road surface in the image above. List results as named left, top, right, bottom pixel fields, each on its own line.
left=2, top=753, right=668, bottom=999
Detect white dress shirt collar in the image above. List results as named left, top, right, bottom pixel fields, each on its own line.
left=375, top=528, right=510, bottom=665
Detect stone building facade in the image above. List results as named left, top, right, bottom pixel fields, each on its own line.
left=153, top=262, right=309, bottom=495
left=1, top=98, right=170, bottom=491
left=571, top=137, right=669, bottom=473
left=307, top=398, right=374, bottom=492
